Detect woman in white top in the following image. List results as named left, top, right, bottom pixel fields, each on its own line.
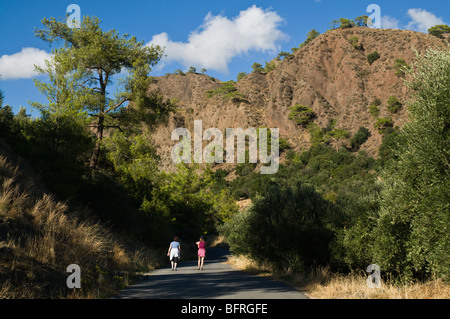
left=167, top=236, right=181, bottom=271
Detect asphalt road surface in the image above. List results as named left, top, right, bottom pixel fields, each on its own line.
left=112, top=248, right=308, bottom=299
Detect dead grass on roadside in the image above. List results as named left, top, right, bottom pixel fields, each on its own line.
left=0, top=154, right=159, bottom=298
left=227, top=255, right=450, bottom=299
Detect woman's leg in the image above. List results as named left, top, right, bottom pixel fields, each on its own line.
left=200, top=257, right=204, bottom=270
left=197, top=256, right=201, bottom=269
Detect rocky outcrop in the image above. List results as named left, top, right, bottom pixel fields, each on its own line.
left=146, top=27, right=448, bottom=172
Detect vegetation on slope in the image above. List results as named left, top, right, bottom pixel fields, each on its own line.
left=0, top=14, right=448, bottom=298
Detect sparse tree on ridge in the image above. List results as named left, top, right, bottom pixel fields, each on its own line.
left=428, top=24, right=450, bottom=38
left=251, top=62, right=264, bottom=73
left=188, top=66, right=197, bottom=73
left=354, top=15, right=370, bottom=27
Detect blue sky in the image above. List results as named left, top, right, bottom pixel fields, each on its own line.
left=1, top=0, right=449, bottom=116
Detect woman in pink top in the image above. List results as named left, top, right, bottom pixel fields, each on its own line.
left=196, top=236, right=206, bottom=270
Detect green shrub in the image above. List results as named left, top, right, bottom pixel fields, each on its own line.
left=237, top=72, right=247, bottom=81
left=329, top=128, right=350, bottom=140
left=367, top=51, right=380, bottom=65
left=279, top=138, right=291, bottom=151
left=393, top=58, right=409, bottom=77
left=377, top=129, right=402, bottom=166
left=188, top=66, right=197, bottom=73
left=277, top=51, right=292, bottom=60
left=174, top=69, right=185, bottom=75
left=428, top=24, right=450, bottom=38
left=354, top=15, right=370, bottom=27
left=350, top=127, right=371, bottom=150
left=369, top=104, right=380, bottom=117
left=206, top=80, right=247, bottom=102
left=298, top=29, right=320, bottom=49
left=387, top=96, right=402, bottom=113
left=368, top=98, right=381, bottom=117
left=348, top=36, right=359, bottom=49
left=251, top=62, right=264, bottom=73
left=264, top=61, right=276, bottom=73
left=339, top=18, right=355, bottom=29
left=288, top=104, right=315, bottom=126
left=375, top=117, right=394, bottom=134
left=331, top=194, right=380, bottom=271
left=221, top=182, right=334, bottom=272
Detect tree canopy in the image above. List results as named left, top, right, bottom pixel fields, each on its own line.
left=34, top=16, right=168, bottom=169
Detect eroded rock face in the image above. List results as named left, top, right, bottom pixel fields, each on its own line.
left=146, top=27, right=448, bottom=172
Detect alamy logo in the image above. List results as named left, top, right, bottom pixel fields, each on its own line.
left=66, top=264, right=81, bottom=288
left=66, top=4, right=81, bottom=29
left=171, top=120, right=279, bottom=174
left=366, top=264, right=382, bottom=288
left=367, top=4, right=381, bottom=28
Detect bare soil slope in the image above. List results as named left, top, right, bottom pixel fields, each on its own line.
left=147, top=27, right=448, bottom=172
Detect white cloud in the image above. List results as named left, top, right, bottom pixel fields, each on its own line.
left=0, top=47, right=52, bottom=80
left=148, top=5, right=287, bottom=73
left=406, top=8, right=445, bottom=32
left=381, top=15, right=400, bottom=29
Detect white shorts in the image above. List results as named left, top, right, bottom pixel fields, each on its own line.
left=170, top=248, right=179, bottom=261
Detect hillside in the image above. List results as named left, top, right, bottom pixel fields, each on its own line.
left=147, top=27, right=448, bottom=172
left=0, top=140, right=158, bottom=298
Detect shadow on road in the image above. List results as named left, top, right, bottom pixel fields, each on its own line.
left=113, top=248, right=307, bottom=299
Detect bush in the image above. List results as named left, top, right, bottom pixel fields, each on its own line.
left=387, top=96, right=402, bottom=113
left=369, top=105, right=380, bottom=117
left=428, top=24, right=450, bottom=38
left=251, top=62, right=264, bottom=73
left=375, top=118, right=394, bottom=134
left=288, top=104, right=315, bottom=126
left=221, top=182, right=335, bottom=272
left=174, top=69, right=185, bottom=75
left=305, top=29, right=320, bottom=45
left=348, top=36, right=359, bottom=49
left=279, top=138, right=291, bottom=151
left=0, top=105, right=14, bottom=138
left=350, top=127, right=371, bottom=150
left=331, top=194, right=380, bottom=271
left=354, top=15, right=370, bottom=27
left=328, top=128, right=350, bottom=140
left=377, top=129, right=402, bottom=166
left=264, top=61, right=276, bottom=73
left=206, top=81, right=247, bottom=102
left=188, top=66, right=197, bottom=73
left=368, top=98, right=381, bottom=117
left=367, top=51, right=380, bottom=65
left=277, top=51, right=292, bottom=60
left=339, top=18, right=355, bottom=29
left=237, top=72, right=247, bottom=81
left=393, top=58, right=409, bottom=77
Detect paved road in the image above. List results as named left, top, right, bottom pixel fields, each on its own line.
left=112, top=248, right=308, bottom=299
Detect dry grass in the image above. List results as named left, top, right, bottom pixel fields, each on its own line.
left=227, top=255, right=450, bottom=299
left=302, top=267, right=449, bottom=299
left=227, top=255, right=273, bottom=277
left=0, top=153, right=159, bottom=299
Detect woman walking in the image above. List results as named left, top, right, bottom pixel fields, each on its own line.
left=167, top=236, right=181, bottom=271
left=196, top=236, right=206, bottom=270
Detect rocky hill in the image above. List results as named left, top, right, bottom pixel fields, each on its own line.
left=146, top=27, right=448, bottom=172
